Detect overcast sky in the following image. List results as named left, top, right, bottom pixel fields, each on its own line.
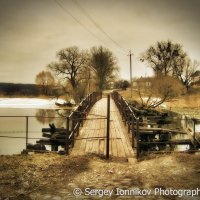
left=0, top=0, right=200, bottom=83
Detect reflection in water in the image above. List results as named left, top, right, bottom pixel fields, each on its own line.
left=35, top=109, right=56, bottom=124
left=0, top=108, right=73, bottom=155
left=56, top=109, right=72, bottom=117
left=54, top=109, right=72, bottom=127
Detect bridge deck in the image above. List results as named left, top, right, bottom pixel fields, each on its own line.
left=71, top=97, right=135, bottom=158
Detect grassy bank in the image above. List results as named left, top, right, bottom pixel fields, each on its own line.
left=119, top=88, right=200, bottom=118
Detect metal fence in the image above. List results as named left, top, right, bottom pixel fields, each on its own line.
left=0, top=92, right=102, bottom=155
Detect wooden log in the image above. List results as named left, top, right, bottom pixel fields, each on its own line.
left=42, top=133, right=51, bottom=138
left=36, top=138, right=67, bottom=145
left=137, top=127, right=187, bottom=134
left=143, top=150, right=200, bottom=154
left=140, top=139, right=192, bottom=145
left=42, top=128, right=65, bottom=133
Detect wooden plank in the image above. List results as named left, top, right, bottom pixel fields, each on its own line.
left=91, top=102, right=103, bottom=154
left=91, top=131, right=100, bottom=154
left=99, top=118, right=105, bottom=156
left=116, top=139, right=126, bottom=157
left=86, top=120, right=96, bottom=153
left=112, top=99, right=136, bottom=158
left=111, top=111, right=131, bottom=157
left=71, top=97, right=135, bottom=159
left=140, top=139, right=192, bottom=145
left=73, top=113, right=94, bottom=155
left=110, top=121, right=118, bottom=157
left=111, top=98, right=133, bottom=157
left=111, top=139, right=118, bottom=157
left=138, top=127, right=187, bottom=134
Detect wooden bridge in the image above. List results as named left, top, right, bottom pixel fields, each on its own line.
left=34, top=91, right=200, bottom=159
left=71, top=97, right=135, bottom=159
left=2, top=92, right=199, bottom=157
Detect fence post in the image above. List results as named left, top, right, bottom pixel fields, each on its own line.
left=66, top=116, right=69, bottom=155
left=26, top=116, right=28, bottom=150
left=136, top=118, right=140, bottom=159
left=106, top=94, right=110, bottom=159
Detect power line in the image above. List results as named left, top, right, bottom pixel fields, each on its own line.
left=54, top=0, right=107, bottom=46
left=72, top=0, right=127, bottom=53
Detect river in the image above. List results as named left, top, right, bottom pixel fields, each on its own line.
left=0, top=108, right=69, bottom=155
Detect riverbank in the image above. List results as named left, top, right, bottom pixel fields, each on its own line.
left=0, top=153, right=199, bottom=199
left=118, top=88, right=200, bottom=118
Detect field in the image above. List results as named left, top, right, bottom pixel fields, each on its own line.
left=118, top=88, right=200, bottom=117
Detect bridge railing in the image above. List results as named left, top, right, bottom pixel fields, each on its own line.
left=111, top=91, right=140, bottom=158
left=65, top=91, right=102, bottom=154
left=112, top=91, right=200, bottom=159
left=179, top=115, right=200, bottom=148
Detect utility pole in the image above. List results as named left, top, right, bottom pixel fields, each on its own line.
left=128, top=50, right=134, bottom=98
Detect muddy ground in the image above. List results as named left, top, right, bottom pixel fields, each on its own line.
left=0, top=153, right=200, bottom=200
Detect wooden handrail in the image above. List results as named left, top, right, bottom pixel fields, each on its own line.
left=65, top=91, right=102, bottom=154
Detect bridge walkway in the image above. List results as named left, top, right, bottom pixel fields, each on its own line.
left=71, top=97, right=135, bottom=159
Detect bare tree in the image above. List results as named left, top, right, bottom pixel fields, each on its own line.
left=140, top=40, right=187, bottom=76
left=35, top=71, right=55, bottom=95
left=90, top=46, right=118, bottom=90
left=47, top=46, right=89, bottom=90
left=140, top=40, right=199, bottom=90
left=136, top=76, right=184, bottom=108
left=35, top=109, right=55, bottom=124
left=173, top=59, right=199, bottom=90
left=114, top=80, right=130, bottom=90
left=78, top=67, right=97, bottom=94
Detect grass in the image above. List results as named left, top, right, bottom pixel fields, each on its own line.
left=0, top=153, right=199, bottom=199
left=118, top=87, right=200, bottom=108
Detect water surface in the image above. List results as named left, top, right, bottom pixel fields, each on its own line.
left=0, top=108, right=68, bottom=155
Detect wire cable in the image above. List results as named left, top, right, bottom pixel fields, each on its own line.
left=54, top=0, right=108, bottom=46
left=72, top=0, right=128, bottom=53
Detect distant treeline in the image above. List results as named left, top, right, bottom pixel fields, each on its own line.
left=0, top=83, right=39, bottom=96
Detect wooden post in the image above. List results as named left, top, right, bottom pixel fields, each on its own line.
left=66, top=116, right=69, bottom=155
left=106, top=94, right=110, bottom=159
left=26, top=116, right=28, bottom=150
left=136, top=118, right=140, bottom=159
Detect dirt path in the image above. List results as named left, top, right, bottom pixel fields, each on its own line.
left=0, top=153, right=199, bottom=200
